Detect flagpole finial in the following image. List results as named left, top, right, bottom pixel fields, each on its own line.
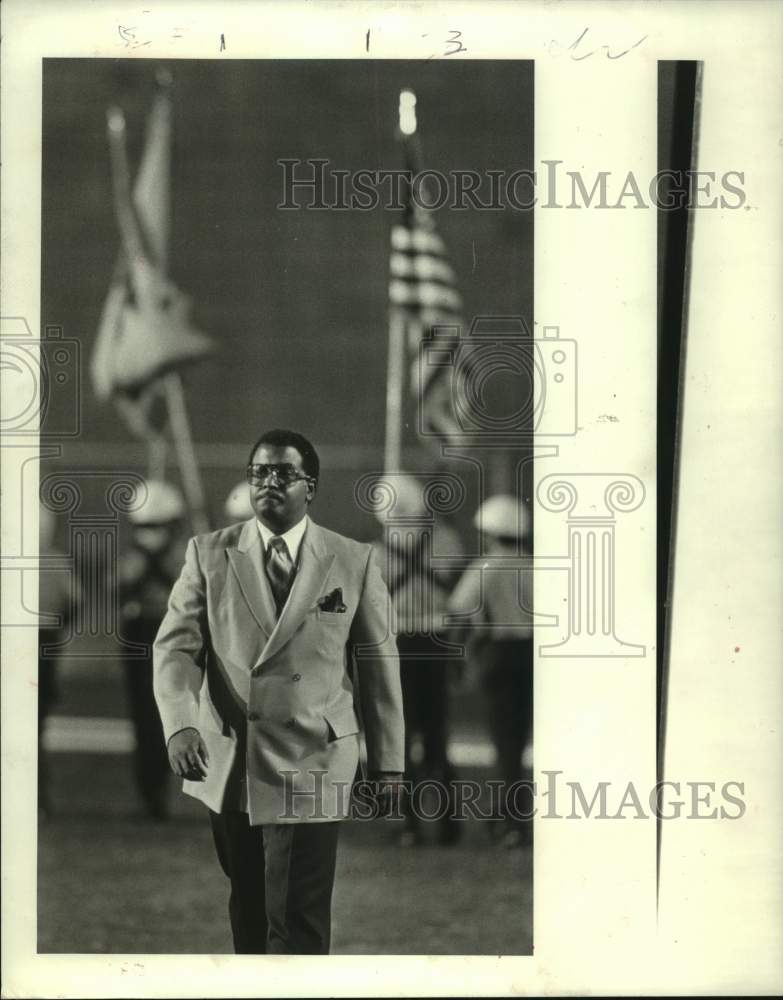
left=107, top=106, right=126, bottom=135
left=398, top=89, right=417, bottom=136
left=155, top=66, right=174, bottom=90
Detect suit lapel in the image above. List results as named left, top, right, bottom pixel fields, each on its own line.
left=260, top=520, right=335, bottom=665
left=226, top=519, right=277, bottom=638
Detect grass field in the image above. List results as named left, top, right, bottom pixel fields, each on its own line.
left=38, top=751, right=533, bottom=956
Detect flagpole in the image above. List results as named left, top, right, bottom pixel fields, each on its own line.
left=109, top=93, right=211, bottom=535
left=163, top=371, right=210, bottom=534
left=107, top=250, right=169, bottom=477
left=107, top=104, right=171, bottom=473
left=144, top=78, right=209, bottom=534
left=152, top=81, right=209, bottom=534
left=384, top=89, right=421, bottom=476
left=147, top=436, right=167, bottom=480
left=142, top=78, right=206, bottom=531
left=137, top=73, right=172, bottom=478
left=384, top=307, right=406, bottom=473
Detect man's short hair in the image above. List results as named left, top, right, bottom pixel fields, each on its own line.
left=247, top=429, right=320, bottom=484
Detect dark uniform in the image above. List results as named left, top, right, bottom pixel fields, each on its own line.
left=449, top=508, right=534, bottom=847
left=375, top=519, right=463, bottom=845
left=120, top=534, right=185, bottom=819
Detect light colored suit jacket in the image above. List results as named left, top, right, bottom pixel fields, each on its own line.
left=153, top=517, right=404, bottom=824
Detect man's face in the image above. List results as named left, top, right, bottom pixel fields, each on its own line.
left=248, top=444, right=315, bottom=534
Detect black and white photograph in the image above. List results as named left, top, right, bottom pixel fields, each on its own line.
left=2, top=1, right=781, bottom=996
left=34, top=55, right=535, bottom=957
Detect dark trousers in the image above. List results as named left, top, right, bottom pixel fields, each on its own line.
left=122, top=642, right=170, bottom=816
left=209, top=810, right=341, bottom=954
left=398, top=634, right=458, bottom=837
left=400, top=645, right=450, bottom=773
left=482, top=639, right=534, bottom=827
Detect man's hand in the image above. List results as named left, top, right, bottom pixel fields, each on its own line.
left=167, top=727, right=209, bottom=781
left=370, top=771, right=404, bottom=818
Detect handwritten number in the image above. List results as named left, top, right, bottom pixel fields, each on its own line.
left=444, top=29, right=467, bottom=56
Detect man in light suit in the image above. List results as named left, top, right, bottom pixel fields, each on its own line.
left=153, top=429, right=404, bottom=954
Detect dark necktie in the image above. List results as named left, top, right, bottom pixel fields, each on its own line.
left=265, top=536, right=294, bottom=616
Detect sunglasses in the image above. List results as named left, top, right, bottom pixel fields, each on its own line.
left=246, top=463, right=313, bottom=487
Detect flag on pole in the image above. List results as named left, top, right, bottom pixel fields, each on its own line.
left=90, top=90, right=214, bottom=437
left=91, top=256, right=169, bottom=438
left=387, top=91, right=465, bottom=448
left=132, top=87, right=170, bottom=269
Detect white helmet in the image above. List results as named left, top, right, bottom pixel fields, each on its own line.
left=129, top=479, right=185, bottom=526
left=224, top=481, right=254, bottom=521
left=474, top=494, right=530, bottom=539
left=373, top=474, right=427, bottom=522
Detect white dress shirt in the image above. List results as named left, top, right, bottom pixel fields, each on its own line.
left=256, top=513, right=309, bottom=565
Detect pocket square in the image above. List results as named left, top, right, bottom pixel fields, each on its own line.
left=318, top=588, right=347, bottom=613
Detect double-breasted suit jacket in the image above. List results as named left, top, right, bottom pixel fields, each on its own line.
left=153, top=517, right=404, bottom=825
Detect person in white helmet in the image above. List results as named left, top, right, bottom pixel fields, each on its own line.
left=373, top=474, right=464, bottom=847
left=448, top=494, right=533, bottom=848
left=224, top=480, right=255, bottom=523
left=120, top=479, right=188, bottom=820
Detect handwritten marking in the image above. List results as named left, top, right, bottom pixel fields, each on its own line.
left=423, top=30, right=467, bottom=61
left=220, top=33, right=226, bottom=51
left=118, top=24, right=151, bottom=48
left=548, top=27, right=648, bottom=61
left=606, top=34, right=648, bottom=60
left=444, top=29, right=467, bottom=56
left=365, top=29, right=370, bottom=52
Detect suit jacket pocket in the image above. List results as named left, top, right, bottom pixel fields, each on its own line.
left=324, top=703, right=360, bottom=743
left=316, top=607, right=348, bottom=625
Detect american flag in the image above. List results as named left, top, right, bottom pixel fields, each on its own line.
left=388, top=163, right=465, bottom=445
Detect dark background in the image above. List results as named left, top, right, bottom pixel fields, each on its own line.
left=41, top=58, right=534, bottom=540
